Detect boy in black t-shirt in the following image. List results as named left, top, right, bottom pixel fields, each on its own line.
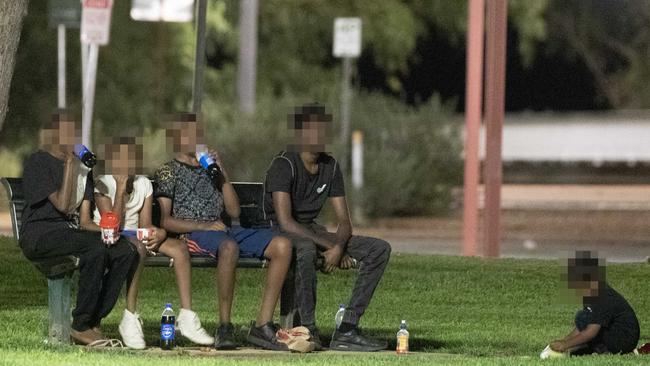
left=264, top=103, right=391, bottom=351
left=548, top=250, right=640, bottom=355
left=20, top=113, right=136, bottom=345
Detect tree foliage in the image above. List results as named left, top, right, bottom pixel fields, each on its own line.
left=546, top=0, right=650, bottom=108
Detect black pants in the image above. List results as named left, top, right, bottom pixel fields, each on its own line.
left=21, top=228, right=137, bottom=331
left=277, top=222, right=391, bottom=327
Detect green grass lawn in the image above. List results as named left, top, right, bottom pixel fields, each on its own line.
left=1, top=235, right=648, bottom=365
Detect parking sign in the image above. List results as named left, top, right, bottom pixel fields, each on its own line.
left=333, top=17, right=362, bottom=58
left=81, top=0, right=114, bottom=45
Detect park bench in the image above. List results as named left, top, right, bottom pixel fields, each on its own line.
left=1, top=177, right=299, bottom=344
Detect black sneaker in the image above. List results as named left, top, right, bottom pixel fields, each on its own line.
left=330, top=327, right=387, bottom=352
left=246, top=321, right=289, bottom=351
left=214, top=322, right=237, bottom=350
left=305, top=325, right=323, bottom=351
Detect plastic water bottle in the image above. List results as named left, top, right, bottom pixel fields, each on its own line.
left=396, top=320, right=409, bottom=355
left=334, top=304, right=346, bottom=329
left=160, top=303, right=176, bottom=350
left=73, top=144, right=97, bottom=168
left=196, top=144, right=223, bottom=187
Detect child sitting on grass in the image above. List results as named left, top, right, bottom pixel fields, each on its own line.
left=548, top=250, right=639, bottom=356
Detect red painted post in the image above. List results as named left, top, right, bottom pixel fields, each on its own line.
left=462, top=0, right=485, bottom=256
left=482, top=0, right=508, bottom=257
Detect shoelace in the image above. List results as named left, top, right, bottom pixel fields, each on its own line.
left=86, top=339, right=124, bottom=348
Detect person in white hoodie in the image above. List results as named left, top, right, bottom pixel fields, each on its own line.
left=82, top=136, right=213, bottom=349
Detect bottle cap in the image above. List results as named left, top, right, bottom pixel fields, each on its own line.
left=339, top=304, right=346, bottom=308
left=165, top=303, right=172, bottom=308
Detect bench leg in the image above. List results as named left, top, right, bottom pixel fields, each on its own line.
left=48, top=275, right=72, bottom=344
left=279, top=265, right=300, bottom=329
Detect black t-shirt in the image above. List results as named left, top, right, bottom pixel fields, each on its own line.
left=583, top=284, right=640, bottom=353
left=20, top=150, right=94, bottom=245
left=263, top=151, right=345, bottom=224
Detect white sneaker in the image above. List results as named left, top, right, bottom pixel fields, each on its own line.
left=177, top=308, right=214, bottom=345
left=118, top=309, right=146, bottom=349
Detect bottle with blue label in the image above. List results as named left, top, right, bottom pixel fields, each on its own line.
left=196, top=144, right=224, bottom=188
left=160, top=303, right=176, bottom=350
left=334, top=304, right=346, bottom=329
left=73, top=144, right=97, bottom=168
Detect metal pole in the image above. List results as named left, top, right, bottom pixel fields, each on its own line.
left=462, top=0, right=485, bottom=256
left=339, top=56, right=353, bottom=175
left=57, top=24, right=66, bottom=109
left=81, top=44, right=98, bottom=148
left=237, top=0, right=258, bottom=115
left=192, top=0, right=207, bottom=114
left=81, top=42, right=88, bottom=102
left=482, top=0, right=508, bottom=257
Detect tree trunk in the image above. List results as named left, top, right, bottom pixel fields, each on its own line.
left=0, top=1, right=29, bottom=133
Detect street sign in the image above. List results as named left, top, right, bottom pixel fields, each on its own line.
left=130, top=0, right=194, bottom=22
left=81, top=0, right=114, bottom=45
left=333, top=17, right=362, bottom=58
left=48, top=0, right=81, bottom=28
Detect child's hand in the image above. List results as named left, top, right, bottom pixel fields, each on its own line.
left=550, top=340, right=566, bottom=352
left=144, top=227, right=166, bottom=252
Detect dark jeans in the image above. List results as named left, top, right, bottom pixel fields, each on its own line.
left=276, top=222, right=391, bottom=327
left=21, top=228, right=137, bottom=331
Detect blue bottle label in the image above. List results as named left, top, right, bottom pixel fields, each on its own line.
left=74, top=144, right=89, bottom=159
left=161, top=324, right=175, bottom=340
left=198, top=153, right=214, bottom=169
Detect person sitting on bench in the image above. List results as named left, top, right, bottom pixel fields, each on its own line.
left=19, top=112, right=137, bottom=345
left=84, top=136, right=212, bottom=349
left=154, top=113, right=292, bottom=351
left=263, top=103, right=391, bottom=351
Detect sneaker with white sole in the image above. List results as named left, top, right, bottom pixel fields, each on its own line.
left=118, top=309, right=146, bottom=349
left=177, top=308, right=214, bottom=345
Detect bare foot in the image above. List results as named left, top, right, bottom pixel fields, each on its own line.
left=71, top=328, right=102, bottom=345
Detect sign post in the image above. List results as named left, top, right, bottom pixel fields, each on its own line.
left=333, top=17, right=362, bottom=175
left=80, top=0, right=113, bottom=148
left=48, top=0, right=81, bottom=109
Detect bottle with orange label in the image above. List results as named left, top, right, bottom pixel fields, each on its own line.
left=396, top=320, right=409, bottom=355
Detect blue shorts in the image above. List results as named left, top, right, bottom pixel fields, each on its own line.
left=185, top=226, right=274, bottom=259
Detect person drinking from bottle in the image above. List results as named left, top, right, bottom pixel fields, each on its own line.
left=154, top=113, right=292, bottom=351
left=19, top=111, right=137, bottom=345
left=82, top=136, right=213, bottom=349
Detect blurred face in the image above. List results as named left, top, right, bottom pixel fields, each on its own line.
left=105, top=143, right=138, bottom=176
left=568, top=280, right=599, bottom=298
left=41, top=120, right=79, bottom=152
left=168, top=121, right=203, bottom=154
left=295, top=120, right=331, bottom=152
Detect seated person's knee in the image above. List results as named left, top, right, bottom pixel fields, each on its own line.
left=218, top=239, right=239, bottom=258
left=273, top=236, right=292, bottom=256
